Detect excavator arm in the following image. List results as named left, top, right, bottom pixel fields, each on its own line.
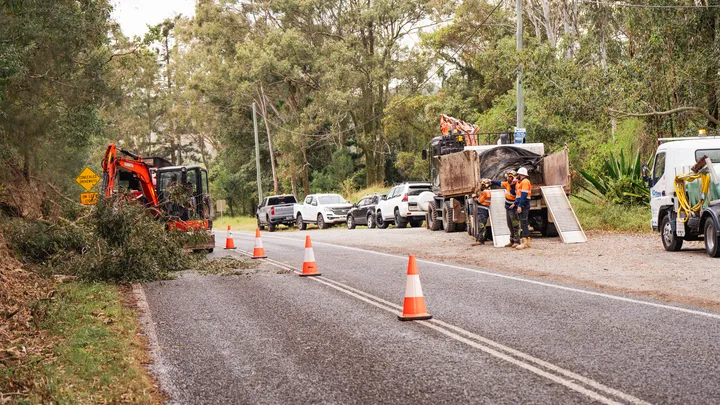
left=101, top=143, right=158, bottom=206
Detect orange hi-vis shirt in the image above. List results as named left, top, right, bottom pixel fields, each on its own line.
left=477, top=189, right=492, bottom=207
left=515, top=178, right=532, bottom=207
left=501, top=181, right=516, bottom=203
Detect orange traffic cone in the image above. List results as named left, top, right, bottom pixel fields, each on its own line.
left=299, top=235, right=321, bottom=277
left=398, top=255, right=432, bottom=321
left=224, top=226, right=236, bottom=249
left=252, top=228, right=267, bottom=259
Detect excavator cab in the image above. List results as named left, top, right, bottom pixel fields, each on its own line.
left=155, top=166, right=213, bottom=230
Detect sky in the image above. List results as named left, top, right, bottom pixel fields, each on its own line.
left=111, top=0, right=196, bottom=39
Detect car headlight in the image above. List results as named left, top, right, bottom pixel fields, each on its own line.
left=324, top=207, right=334, bottom=213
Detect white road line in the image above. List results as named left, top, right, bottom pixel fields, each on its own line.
left=221, top=245, right=649, bottom=405
left=219, top=230, right=720, bottom=320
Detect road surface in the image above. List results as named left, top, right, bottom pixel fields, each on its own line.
left=138, top=229, right=720, bottom=404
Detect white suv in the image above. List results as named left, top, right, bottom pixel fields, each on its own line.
left=376, top=182, right=432, bottom=228
left=294, top=193, right=353, bottom=230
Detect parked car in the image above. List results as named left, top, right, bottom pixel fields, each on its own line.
left=376, top=182, right=432, bottom=229
left=346, top=193, right=385, bottom=229
left=257, top=195, right=298, bottom=232
left=294, top=193, right=353, bottom=230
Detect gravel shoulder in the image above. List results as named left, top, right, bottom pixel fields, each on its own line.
left=267, top=227, right=720, bottom=312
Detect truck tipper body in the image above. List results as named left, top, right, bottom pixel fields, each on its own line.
left=419, top=133, right=571, bottom=238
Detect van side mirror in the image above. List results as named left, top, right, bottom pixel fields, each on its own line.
left=421, top=149, right=428, bottom=160
left=641, top=164, right=650, bottom=184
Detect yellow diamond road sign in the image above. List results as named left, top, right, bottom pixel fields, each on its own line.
left=76, top=167, right=100, bottom=192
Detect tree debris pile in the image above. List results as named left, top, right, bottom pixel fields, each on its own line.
left=4, top=196, right=205, bottom=284
left=478, top=146, right=543, bottom=183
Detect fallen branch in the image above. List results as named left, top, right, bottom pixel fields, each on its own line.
left=609, top=106, right=720, bottom=126
left=30, top=176, right=81, bottom=206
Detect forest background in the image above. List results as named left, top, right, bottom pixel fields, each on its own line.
left=3, top=0, right=720, bottom=217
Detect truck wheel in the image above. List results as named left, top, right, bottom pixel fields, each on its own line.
left=346, top=214, right=356, bottom=230
left=442, top=200, right=457, bottom=233
left=377, top=211, right=389, bottom=229
left=257, top=216, right=265, bottom=231
left=267, top=216, right=276, bottom=232
left=296, top=214, right=306, bottom=231
left=428, top=207, right=442, bottom=231
left=466, top=201, right=473, bottom=236
left=367, top=213, right=376, bottom=229
left=317, top=214, right=328, bottom=229
left=704, top=220, right=720, bottom=257
left=539, top=209, right=558, bottom=237
left=394, top=209, right=408, bottom=228
left=661, top=214, right=683, bottom=252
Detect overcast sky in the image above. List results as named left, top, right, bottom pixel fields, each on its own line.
left=112, top=0, right=196, bottom=39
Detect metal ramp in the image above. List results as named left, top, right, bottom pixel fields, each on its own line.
left=489, top=189, right=511, bottom=247
left=540, top=186, right=587, bottom=244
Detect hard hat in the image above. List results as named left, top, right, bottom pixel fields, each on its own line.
left=517, top=167, right=529, bottom=176
left=506, top=170, right=517, bottom=177
left=480, top=178, right=491, bottom=188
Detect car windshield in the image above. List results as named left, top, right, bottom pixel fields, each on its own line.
left=408, top=185, right=431, bottom=196
left=318, top=195, right=347, bottom=204
left=268, top=196, right=297, bottom=205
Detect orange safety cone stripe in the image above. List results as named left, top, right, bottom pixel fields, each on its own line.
left=224, top=225, right=236, bottom=250
left=299, top=235, right=320, bottom=277
left=398, top=255, right=432, bottom=321
left=252, top=227, right=267, bottom=259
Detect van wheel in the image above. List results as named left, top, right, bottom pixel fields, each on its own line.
left=661, top=214, right=683, bottom=252
left=704, top=220, right=720, bottom=257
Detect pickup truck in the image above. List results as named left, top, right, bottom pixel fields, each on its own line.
left=257, top=195, right=298, bottom=232
left=295, top=193, right=352, bottom=230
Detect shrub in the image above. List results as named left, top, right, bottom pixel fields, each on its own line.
left=578, top=149, right=651, bottom=206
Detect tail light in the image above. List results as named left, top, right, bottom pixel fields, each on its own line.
left=271, top=207, right=275, bottom=215
left=402, top=193, right=408, bottom=202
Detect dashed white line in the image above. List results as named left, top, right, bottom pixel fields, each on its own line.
left=220, top=230, right=720, bottom=321
left=223, top=246, right=650, bottom=405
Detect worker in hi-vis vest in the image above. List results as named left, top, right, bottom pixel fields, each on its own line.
left=514, top=167, right=532, bottom=250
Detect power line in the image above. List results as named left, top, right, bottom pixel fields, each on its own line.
left=266, top=0, right=505, bottom=139
left=579, top=0, right=720, bottom=8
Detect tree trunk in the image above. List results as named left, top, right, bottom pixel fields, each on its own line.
left=541, top=0, right=556, bottom=48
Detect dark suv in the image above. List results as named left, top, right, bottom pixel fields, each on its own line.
left=346, top=193, right=384, bottom=229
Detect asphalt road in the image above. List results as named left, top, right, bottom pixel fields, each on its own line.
left=140, top=229, right=720, bottom=404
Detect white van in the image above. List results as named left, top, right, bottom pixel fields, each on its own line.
left=647, top=136, right=720, bottom=256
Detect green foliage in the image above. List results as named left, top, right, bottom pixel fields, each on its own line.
left=572, top=193, right=652, bottom=234
left=5, top=198, right=203, bottom=283
left=578, top=150, right=651, bottom=206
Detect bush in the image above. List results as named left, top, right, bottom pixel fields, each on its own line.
left=5, top=197, right=203, bottom=283
left=578, top=149, right=651, bottom=206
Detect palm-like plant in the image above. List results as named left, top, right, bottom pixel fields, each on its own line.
left=578, top=150, right=651, bottom=206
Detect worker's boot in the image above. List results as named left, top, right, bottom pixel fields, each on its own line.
left=526, top=237, right=532, bottom=248
left=504, top=241, right=514, bottom=248
left=515, top=238, right=529, bottom=250
left=471, top=241, right=485, bottom=246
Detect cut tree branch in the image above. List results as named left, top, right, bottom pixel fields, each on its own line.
left=609, top=107, right=720, bottom=126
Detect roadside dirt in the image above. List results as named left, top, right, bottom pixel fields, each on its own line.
left=298, top=227, right=720, bottom=312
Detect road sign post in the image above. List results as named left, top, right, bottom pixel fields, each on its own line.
left=216, top=199, right=226, bottom=223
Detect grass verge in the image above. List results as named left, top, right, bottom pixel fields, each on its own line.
left=571, top=195, right=652, bottom=234
left=1, top=282, right=160, bottom=404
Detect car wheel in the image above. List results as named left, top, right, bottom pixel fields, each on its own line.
left=346, top=214, right=356, bottom=230
left=394, top=209, right=408, bottom=228
left=704, top=219, right=720, bottom=257
left=318, top=214, right=327, bottom=229
left=297, top=214, right=306, bottom=231
left=367, top=213, right=376, bottom=229
left=257, top=216, right=265, bottom=230
left=377, top=211, right=389, bottom=229
left=661, top=214, right=682, bottom=252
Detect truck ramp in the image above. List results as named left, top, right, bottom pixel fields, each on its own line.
left=489, top=189, right=511, bottom=247
left=540, top=186, right=586, bottom=244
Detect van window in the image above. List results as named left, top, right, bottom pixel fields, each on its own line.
left=653, top=152, right=665, bottom=181
left=695, top=149, right=720, bottom=162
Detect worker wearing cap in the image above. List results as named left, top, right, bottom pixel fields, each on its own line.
left=492, top=170, right=520, bottom=248
left=471, top=179, right=492, bottom=246
left=514, top=167, right=532, bottom=250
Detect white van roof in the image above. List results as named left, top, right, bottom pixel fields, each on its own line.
left=656, top=138, right=720, bottom=153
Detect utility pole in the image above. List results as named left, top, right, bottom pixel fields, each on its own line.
left=516, top=0, right=524, bottom=129
left=252, top=103, right=263, bottom=204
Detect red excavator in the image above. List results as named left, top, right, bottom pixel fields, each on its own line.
left=101, top=143, right=215, bottom=251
